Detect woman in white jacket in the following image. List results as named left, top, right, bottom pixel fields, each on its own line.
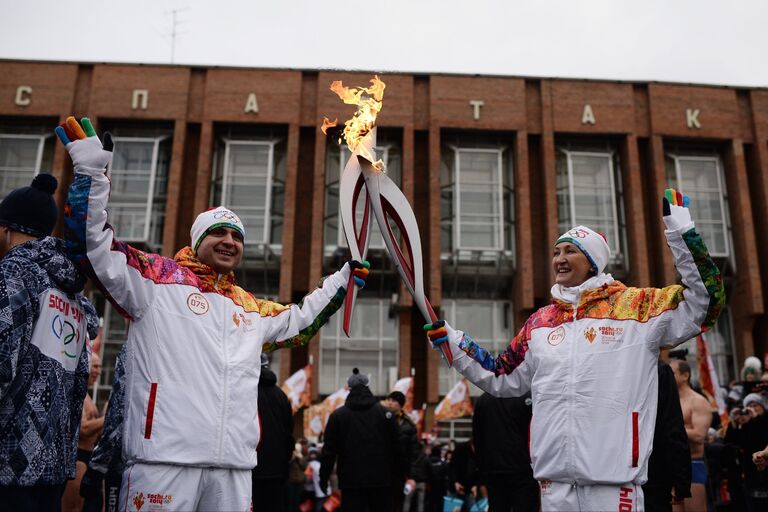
left=426, top=189, right=724, bottom=511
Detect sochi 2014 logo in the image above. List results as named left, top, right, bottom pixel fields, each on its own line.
left=584, top=327, right=597, bottom=344
left=132, top=492, right=145, bottom=511
left=51, top=315, right=79, bottom=358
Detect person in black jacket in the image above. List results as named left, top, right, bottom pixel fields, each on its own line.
left=642, top=358, right=691, bottom=511
left=472, top=392, right=539, bottom=512
left=320, top=368, right=403, bottom=512
left=449, top=441, right=480, bottom=512
left=252, top=354, right=294, bottom=512
left=385, top=390, right=420, bottom=512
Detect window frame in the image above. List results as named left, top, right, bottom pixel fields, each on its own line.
left=667, top=154, right=731, bottom=259
left=0, top=133, right=50, bottom=198
left=450, top=146, right=507, bottom=252
left=107, top=136, right=168, bottom=244
left=319, top=298, right=399, bottom=396
left=438, top=299, right=513, bottom=396
left=216, top=139, right=279, bottom=247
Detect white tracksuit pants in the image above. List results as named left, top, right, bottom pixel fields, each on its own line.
left=120, top=463, right=252, bottom=512
left=539, top=480, right=644, bottom=512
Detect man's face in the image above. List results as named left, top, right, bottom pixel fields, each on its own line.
left=552, top=242, right=593, bottom=287
left=196, top=227, right=244, bottom=274
left=89, top=355, right=101, bottom=386
left=384, top=398, right=402, bottom=414
left=746, top=402, right=765, bottom=417
left=670, top=360, right=689, bottom=387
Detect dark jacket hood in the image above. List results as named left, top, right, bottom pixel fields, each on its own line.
left=6, top=236, right=86, bottom=294
left=346, top=384, right=377, bottom=410
left=259, top=368, right=277, bottom=387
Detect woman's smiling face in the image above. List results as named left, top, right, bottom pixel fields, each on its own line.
left=552, top=242, right=593, bottom=287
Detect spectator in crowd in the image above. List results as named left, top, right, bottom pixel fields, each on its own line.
left=0, top=174, right=98, bottom=511
left=385, top=390, right=419, bottom=511
left=287, top=438, right=310, bottom=512
left=252, top=354, right=294, bottom=512
left=80, top=345, right=128, bottom=512
left=448, top=440, right=480, bottom=512
left=753, top=444, right=768, bottom=471
left=307, top=447, right=329, bottom=512
left=320, top=368, right=403, bottom=511
left=427, top=445, right=449, bottom=512
left=62, top=353, right=105, bottom=512
left=670, top=358, right=712, bottom=512
left=472, top=392, right=539, bottom=512
left=725, top=392, right=768, bottom=511
left=404, top=441, right=432, bottom=512
left=643, top=359, right=691, bottom=512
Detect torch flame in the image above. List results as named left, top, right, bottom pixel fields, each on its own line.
left=321, top=117, right=338, bottom=135
left=324, top=75, right=386, bottom=170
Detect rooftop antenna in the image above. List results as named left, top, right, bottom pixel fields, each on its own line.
left=167, top=7, right=190, bottom=64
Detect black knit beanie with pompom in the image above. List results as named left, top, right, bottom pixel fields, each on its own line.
left=0, top=173, right=59, bottom=237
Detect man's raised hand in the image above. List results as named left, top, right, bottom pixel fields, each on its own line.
left=662, top=187, right=694, bottom=233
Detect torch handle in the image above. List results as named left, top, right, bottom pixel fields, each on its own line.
left=418, top=296, right=453, bottom=367
left=342, top=275, right=358, bottom=337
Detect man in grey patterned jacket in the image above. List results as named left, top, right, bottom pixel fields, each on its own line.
left=0, top=174, right=98, bottom=511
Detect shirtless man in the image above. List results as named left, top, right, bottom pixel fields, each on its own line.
left=670, top=359, right=712, bottom=512
left=62, top=354, right=105, bottom=512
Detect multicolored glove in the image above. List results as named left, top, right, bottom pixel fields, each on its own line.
left=349, top=260, right=370, bottom=288
left=54, top=116, right=113, bottom=174
left=662, top=187, right=694, bottom=233
left=424, top=320, right=449, bottom=348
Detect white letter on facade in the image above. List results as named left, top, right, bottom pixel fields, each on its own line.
left=686, top=109, right=701, bottom=129
left=469, top=100, right=484, bottom=121
left=244, top=93, right=259, bottom=113
left=15, top=85, right=32, bottom=106
left=132, top=89, right=149, bottom=110
left=581, top=104, right=596, bottom=125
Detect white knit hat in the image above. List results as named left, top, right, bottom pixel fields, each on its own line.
left=190, top=206, right=246, bottom=253
left=555, top=226, right=611, bottom=274
left=743, top=393, right=768, bottom=410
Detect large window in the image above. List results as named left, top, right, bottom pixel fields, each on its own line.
left=212, top=138, right=286, bottom=256
left=0, top=134, right=54, bottom=199
left=324, top=137, right=402, bottom=254
left=438, top=300, right=513, bottom=396
left=441, top=138, right=514, bottom=256
left=319, top=299, right=398, bottom=396
left=556, top=148, right=627, bottom=269
left=666, top=154, right=731, bottom=258
left=92, top=301, right=128, bottom=407
left=107, top=137, right=171, bottom=248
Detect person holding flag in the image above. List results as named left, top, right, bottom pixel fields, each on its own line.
left=426, top=189, right=724, bottom=511
left=56, top=116, right=370, bottom=511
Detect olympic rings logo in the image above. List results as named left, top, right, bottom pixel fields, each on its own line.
left=213, top=210, right=240, bottom=222
left=52, top=315, right=79, bottom=358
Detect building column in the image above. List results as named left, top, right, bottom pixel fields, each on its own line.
left=308, top=127, right=328, bottom=401
left=279, top=123, right=300, bottom=303
left=513, top=130, right=535, bottom=323
left=426, top=122, right=441, bottom=403
left=192, top=121, right=214, bottom=215
left=539, top=81, right=559, bottom=287
left=620, top=134, right=651, bottom=287
left=646, top=135, right=675, bottom=285
left=161, top=119, right=187, bottom=256
left=724, top=139, right=764, bottom=361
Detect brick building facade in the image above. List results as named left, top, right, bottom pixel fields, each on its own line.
left=2, top=59, right=766, bottom=414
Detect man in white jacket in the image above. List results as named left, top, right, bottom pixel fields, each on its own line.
left=56, top=117, right=369, bottom=511
left=426, top=189, right=724, bottom=511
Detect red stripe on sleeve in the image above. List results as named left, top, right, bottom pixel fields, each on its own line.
left=144, top=383, right=158, bottom=439
left=631, top=411, right=639, bottom=467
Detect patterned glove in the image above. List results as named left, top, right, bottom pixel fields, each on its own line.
left=662, top=187, right=694, bottom=233
left=349, top=260, right=370, bottom=288
left=55, top=116, right=113, bottom=174
left=424, top=320, right=449, bottom=348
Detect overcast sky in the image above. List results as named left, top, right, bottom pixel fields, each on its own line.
left=2, top=0, right=767, bottom=87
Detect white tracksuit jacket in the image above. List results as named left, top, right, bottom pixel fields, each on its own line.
left=443, top=227, right=724, bottom=486
left=65, top=168, right=351, bottom=470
